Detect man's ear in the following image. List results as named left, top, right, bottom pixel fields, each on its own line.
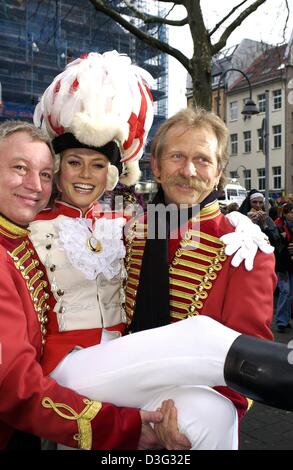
left=151, top=155, right=161, bottom=181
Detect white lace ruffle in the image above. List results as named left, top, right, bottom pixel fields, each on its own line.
left=222, top=211, right=274, bottom=271
left=55, top=216, right=126, bottom=280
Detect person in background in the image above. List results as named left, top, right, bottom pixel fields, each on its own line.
left=269, top=205, right=279, bottom=222
left=226, top=202, right=239, bottom=213
left=274, top=202, right=293, bottom=332
left=239, top=189, right=281, bottom=249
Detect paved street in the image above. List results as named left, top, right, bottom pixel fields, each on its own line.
left=239, top=324, right=293, bottom=450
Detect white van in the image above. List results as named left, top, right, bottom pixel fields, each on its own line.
left=218, top=180, right=247, bottom=207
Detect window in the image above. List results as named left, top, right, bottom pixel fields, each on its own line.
left=230, top=171, right=238, bottom=179
left=227, top=189, right=238, bottom=199
left=257, top=129, right=263, bottom=151
left=273, top=166, right=281, bottom=189
left=230, top=101, right=238, bottom=121
left=230, top=134, right=238, bottom=155
left=258, top=93, right=266, bottom=113
left=212, top=75, right=220, bottom=87
left=244, top=169, right=251, bottom=191
left=273, top=125, right=282, bottom=148
left=243, top=131, right=251, bottom=153
left=273, top=89, right=282, bottom=110
left=257, top=168, right=266, bottom=191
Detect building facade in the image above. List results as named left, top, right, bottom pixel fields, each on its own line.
left=186, top=37, right=293, bottom=197
left=226, top=43, right=293, bottom=197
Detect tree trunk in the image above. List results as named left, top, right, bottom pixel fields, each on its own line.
left=185, top=0, right=212, bottom=110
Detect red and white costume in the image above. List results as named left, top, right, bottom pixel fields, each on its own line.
left=0, top=214, right=141, bottom=450
left=30, top=201, right=127, bottom=375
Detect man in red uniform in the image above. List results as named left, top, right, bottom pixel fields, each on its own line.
left=126, top=107, right=276, bottom=448
left=0, top=120, right=162, bottom=450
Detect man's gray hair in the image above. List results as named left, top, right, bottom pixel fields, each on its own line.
left=151, top=107, right=229, bottom=189
left=0, top=120, right=54, bottom=155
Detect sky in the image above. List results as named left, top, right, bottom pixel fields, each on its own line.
left=167, top=0, right=293, bottom=115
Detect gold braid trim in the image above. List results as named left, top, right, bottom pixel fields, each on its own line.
left=42, top=397, right=102, bottom=450
left=247, top=398, right=254, bottom=411
left=0, top=215, right=29, bottom=237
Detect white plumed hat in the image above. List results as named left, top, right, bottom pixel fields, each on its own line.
left=33, top=50, right=154, bottom=186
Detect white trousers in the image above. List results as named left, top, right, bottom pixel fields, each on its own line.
left=51, top=316, right=241, bottom=449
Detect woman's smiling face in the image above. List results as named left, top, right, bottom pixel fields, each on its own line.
left=58, top=148, right=109, bottom=214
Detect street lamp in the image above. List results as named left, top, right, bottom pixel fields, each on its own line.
left=262, top=90, right=270, bottom=214
left=216, top=68, right=259, bottom=117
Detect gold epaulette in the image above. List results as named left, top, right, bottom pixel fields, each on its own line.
left=42, top=397, right=102, bottom=450
left=0, top=214, right=29, bottom=238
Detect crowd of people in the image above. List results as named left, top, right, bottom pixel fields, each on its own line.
left=222, top=190, right=293, bottom=333
left=1, top=50, right=293, bottom=452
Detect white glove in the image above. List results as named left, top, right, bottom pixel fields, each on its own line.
left=220, top=211, right=274, bottom=271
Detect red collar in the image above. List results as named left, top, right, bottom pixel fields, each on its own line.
left=36, top=200, right=124, bottom=221
left=36, top=201, right=99, bottom=220
left=54, top=200, right=97, bottom=218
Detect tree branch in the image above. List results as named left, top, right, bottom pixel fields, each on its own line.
left=209, top=0, right=249, bottom=36
left=89, top=0, right=191, bottom=72
left=282, top=0, right=290, bottom=44
left=123, top=0, right=188, bottom=26
left=212, top=0, right=267, bottom=55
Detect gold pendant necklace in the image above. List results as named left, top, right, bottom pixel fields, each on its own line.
left=87, top=236, right=103, bottom=253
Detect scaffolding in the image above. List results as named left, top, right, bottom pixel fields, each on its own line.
left=0, top=0, right=168, bottom=129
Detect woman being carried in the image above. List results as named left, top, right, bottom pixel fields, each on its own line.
left=31, top=51, right=292, bottom=450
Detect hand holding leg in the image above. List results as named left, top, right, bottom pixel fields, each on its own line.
left=154, top=399, right=191, bottom=450
left=138, top=410, right=163, bottom=450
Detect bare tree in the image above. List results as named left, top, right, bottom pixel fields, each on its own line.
left=88, top=0, right=270, bottom=109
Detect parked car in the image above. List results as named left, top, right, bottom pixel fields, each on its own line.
left=218, top=181, right=247, bottom=208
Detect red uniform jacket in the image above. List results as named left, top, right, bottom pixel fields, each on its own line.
left=0, top=214, right=141, bottom=450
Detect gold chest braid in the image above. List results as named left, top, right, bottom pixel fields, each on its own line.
left=125, top=210, right=227, bottom=324
left=125, top=221, right=147, bottom=324
left=169, top=229, right=227, bottom=320
left=8, top=239, right=50, bottom=345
